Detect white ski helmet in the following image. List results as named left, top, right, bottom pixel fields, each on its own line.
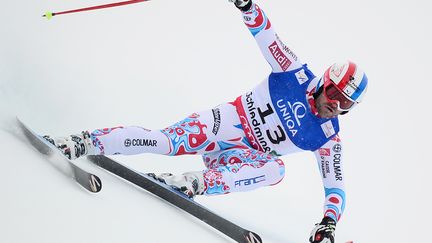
left=317, top=61, right=368, bottom=111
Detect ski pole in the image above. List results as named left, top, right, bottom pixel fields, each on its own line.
left=42, top=0, right=150, bottom=20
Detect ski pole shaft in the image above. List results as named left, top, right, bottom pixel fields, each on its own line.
left=43, top=0, right=149, bottom=19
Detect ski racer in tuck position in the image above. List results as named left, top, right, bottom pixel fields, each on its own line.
left=45, top=1, right=368, bottom=242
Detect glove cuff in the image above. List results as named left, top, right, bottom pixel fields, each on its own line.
left=321, top=216, right=337, bottom=226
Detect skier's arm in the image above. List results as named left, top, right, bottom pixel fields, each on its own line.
left=234, top=0, right=303, bottom=72
left=308, top=135, right=346, bottom=242
left=313, top=135, right=346, bottom=223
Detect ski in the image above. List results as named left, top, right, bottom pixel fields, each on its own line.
left=16, top=118, right=102, bottom=193
left=87, top=155, right=263, bottom=243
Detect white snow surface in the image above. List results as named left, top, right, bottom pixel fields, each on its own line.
left=1, top=0, right=431, bottom=242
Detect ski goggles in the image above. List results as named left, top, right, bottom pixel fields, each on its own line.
left=323, top=82, right=356, bottom=112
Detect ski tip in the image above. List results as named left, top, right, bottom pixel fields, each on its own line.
left=43, top=11, right=53, bottom=20
left=89, top=174, right=102, bottom=193
left=244, top=231, right=262, bottom=243
left=16, top=116, right=23, bottom=124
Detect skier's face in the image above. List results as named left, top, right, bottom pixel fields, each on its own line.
left=315, top=92, right=344, bottom=119
left=315, top=81, right=357, bottom=118
left=323, top=82, right=356, bottom=111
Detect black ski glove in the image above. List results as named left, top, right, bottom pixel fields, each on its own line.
left=309, top=217, right=337, bottom=243
left=229, top=0, right=253, bottom=11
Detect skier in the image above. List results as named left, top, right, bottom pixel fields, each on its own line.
left=44, top=1, right=368, bottom=242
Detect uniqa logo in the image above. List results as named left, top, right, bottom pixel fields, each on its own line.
left=276, top=99, right=307, bottom=136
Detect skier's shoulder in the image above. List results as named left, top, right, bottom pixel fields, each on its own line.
left=269, top=63, right=316, bottom=85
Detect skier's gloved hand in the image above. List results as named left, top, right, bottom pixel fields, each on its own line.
left=228, top=0, right=252, bottom=11
left=309, top=217, right=336, bottom=243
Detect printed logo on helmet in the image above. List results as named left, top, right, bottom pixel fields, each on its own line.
left=331, top=63, right=346, bottom=78
left=345, top=76, right=359, bottom=96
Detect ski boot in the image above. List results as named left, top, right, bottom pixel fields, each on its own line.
left=148, top=171, right=205, bottom=198
left=43, top=131, right=95, bottom=160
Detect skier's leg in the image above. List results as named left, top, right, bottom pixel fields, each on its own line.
left=91, top=103, right=246, bottom=156
left=156, top=148, right=285, bottom=197
left=46, top=103, right=247, bottom=159
left=90, top=126, right=170, bottom=155
left=202, top=148, right=285, bottom=195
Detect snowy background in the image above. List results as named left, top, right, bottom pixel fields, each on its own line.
left=1, top=0, right=431, bottom=242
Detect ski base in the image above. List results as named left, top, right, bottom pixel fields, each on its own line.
left=87, top=155, right=262, bottom=243
left=16, top=118, right=102, bottom=193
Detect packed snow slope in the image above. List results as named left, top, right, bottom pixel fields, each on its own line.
left=1, top=0, right=431, bottom=242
